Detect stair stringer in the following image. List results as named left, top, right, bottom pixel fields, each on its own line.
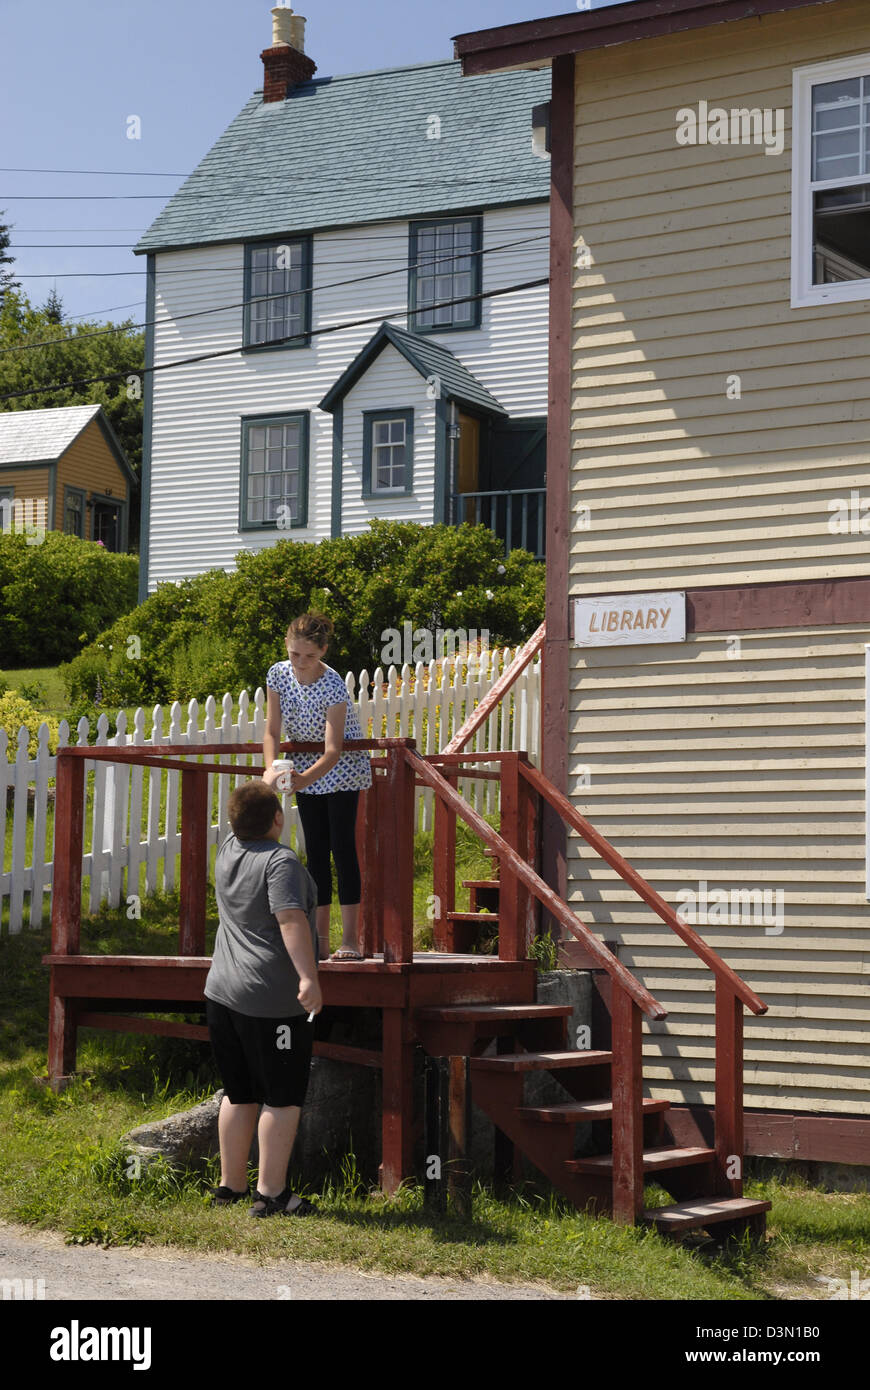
left=470, top=1068, right=613, bottom=1214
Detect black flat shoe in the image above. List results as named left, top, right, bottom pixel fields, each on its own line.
left=209, top=1185, right=250, bottom=1207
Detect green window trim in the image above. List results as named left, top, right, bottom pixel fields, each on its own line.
left=362, top=409, right=414, bottom=498
left=243, top=235, right=313, bottom=351
left=240, top=411, right=310, bottom=531
left=63, top=485, right=86, bottom=539
left=408, top=215, right=482, bottom=334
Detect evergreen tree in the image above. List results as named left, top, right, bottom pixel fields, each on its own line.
left=44, top=286, right=64, bottom=324
left=0, top=216, right=18, bottom=305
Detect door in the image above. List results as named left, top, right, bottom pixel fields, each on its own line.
left=93, top=499, right=122, bottom=551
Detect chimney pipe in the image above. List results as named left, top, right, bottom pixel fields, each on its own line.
left=261, top=5, right=316, bottom=104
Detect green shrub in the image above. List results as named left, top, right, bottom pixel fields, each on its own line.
left=0, top=690, right=61, bottom=757
left=0, top=530, right=139, bottom=666
left=59, top=522, right=545, bottom=707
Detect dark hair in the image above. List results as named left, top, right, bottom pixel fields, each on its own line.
left=287, top=611, right=333, bottom=649
left=228, top=780, right=281, bottom=840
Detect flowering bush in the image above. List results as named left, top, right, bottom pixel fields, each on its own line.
left=0, top=691, right=61, bottom=759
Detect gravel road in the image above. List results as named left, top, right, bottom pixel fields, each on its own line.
left=0, top=1221, right=579, bottom=1301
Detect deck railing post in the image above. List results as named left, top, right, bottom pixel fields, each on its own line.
left=357, top=786, right=380, bottom=958
left=381, top=744, right=416, bottom=963
left=432, top=771, right=457, bottom=951
left=179, top=764, right=208, bottom=956
left=48, top=750, right=85, bottom=1087
left=611, top=986, right=644, bottom=1224
left=498, top=752, right=531, bottom=961
left=714, top=980, right=744, bottom=1197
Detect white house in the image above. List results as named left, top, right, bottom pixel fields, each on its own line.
left=134, top=7, right=551, bottom=599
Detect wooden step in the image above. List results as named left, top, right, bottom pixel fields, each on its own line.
left=472, top=1050, right=612, bottom=1072
left=643, top=1197, right=772, bottom=1233
left=567, top=1145, right=714, bottom=1174
left=519, top=1098, right=670, bottom=1123
left=446, top=911, right=499, bottom=923
left=418, top=1004, right=572, bottom=1023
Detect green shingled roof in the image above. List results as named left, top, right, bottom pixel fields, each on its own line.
left=134, top=60, right=550, bottom=254
left=319, top=322, right=507, bottom=415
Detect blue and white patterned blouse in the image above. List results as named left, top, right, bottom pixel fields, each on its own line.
left=266, top=662, right=372, bottom=795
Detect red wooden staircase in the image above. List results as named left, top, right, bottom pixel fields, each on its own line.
left=387, top=628, right=772, bottom=1238
left=415, top=998, right=769, bottom=1240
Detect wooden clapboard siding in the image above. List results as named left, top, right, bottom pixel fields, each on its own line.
left=146, top=203, right=548, bottom=588
left=567, top=625, right=870, bottom=1114
left=569, top=0, right=870, bottom=593
left=55, top=420, right=129, bottom=528
left=0, top=467, right=50, bottom=501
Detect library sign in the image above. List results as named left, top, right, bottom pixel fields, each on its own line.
left=573, top=591, right=686, bottom=647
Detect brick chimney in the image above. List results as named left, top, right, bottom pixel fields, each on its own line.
left=261, top=5, right=316, bottom=103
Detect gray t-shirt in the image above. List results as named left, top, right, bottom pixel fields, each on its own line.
left=205, top=833, right=318, bottom=1018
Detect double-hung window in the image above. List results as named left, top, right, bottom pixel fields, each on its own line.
left=409, top=217, right=482, bottom=332
left=244, top=237, right=312, bottom=348
left=792, top=54, right=870, bottom=306
left=240, top=413, right=309, bottom=529
left=363, top=409, right=413, bottom=497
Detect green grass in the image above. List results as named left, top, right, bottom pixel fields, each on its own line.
left=2, top=900, right=869, bottom=1298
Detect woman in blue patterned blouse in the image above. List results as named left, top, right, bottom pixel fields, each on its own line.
left=263, top=613, right=372, bottom=961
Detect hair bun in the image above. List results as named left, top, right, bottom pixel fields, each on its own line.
left=288, top=612, right=334, bottom=646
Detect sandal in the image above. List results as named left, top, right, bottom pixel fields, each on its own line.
left=209, top=1185, right=250, bottom=1207
left=250, top=1186, right=317, bottom=1218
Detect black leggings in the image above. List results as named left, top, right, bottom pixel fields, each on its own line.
left=295, top=789, right=361, bottom=906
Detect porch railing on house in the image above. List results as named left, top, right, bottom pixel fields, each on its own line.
left=454, top=488, right=546, bottom=559
left=1, top=645, right=540, bottom=933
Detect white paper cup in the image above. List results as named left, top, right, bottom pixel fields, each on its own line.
left=272, top=758, right=294, bottom=792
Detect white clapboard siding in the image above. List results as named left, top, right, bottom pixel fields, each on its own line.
left=3, top=649, right=539, bottom=931
left=570, top=1, right=870, bottom=593
left=340, top=348, right=436, bottom=533
left=146, top=203, right=549, bottom=588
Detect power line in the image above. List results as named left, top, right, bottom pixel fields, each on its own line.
left=10, top=241, right=548, bottom=273
left=12, top=231, right=550, bottom=251
left=0, top=167, right=189, bottom=177
left=66, top=300, right=145, bottom=322
left=9, top=225, right=548, bottom=240
left=0, top=233, right=548, bottom=354
left=3, top=175, right=549, bottom=202
left=0, top=276, right=549, bottom=402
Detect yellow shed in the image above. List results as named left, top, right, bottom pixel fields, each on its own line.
left=0, top=404, right=136, bottom=550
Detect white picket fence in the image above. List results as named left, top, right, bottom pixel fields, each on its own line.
left=1, top=648, right=540, bottom=933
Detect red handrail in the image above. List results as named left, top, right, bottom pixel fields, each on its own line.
left=518, top=761, right=767, bottom=1017
left=442, top=622, right=544, bottom=755
left=408, top=747, right=667, bottom=1019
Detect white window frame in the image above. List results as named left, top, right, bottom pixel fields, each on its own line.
left=791, top=51, right=870, bottom=309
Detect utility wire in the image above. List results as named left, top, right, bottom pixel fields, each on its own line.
left=0, top=276, right=549, bottom=402
left=3, top=175, right=549, bottom=201
left=0, top=233, right=548, bottom=355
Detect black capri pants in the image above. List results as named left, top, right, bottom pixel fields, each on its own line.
left=295, top=789, right=361, bottom=906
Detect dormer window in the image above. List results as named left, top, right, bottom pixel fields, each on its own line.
left=408, top=217, right=482, bottom=332
left=244, top=237, right=312, bottom=348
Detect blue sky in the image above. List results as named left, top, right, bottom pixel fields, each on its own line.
left=1, top=0, right=627, bottom=322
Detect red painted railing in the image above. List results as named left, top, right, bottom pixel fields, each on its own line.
left=414, top=744, right=767, bottom=1221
